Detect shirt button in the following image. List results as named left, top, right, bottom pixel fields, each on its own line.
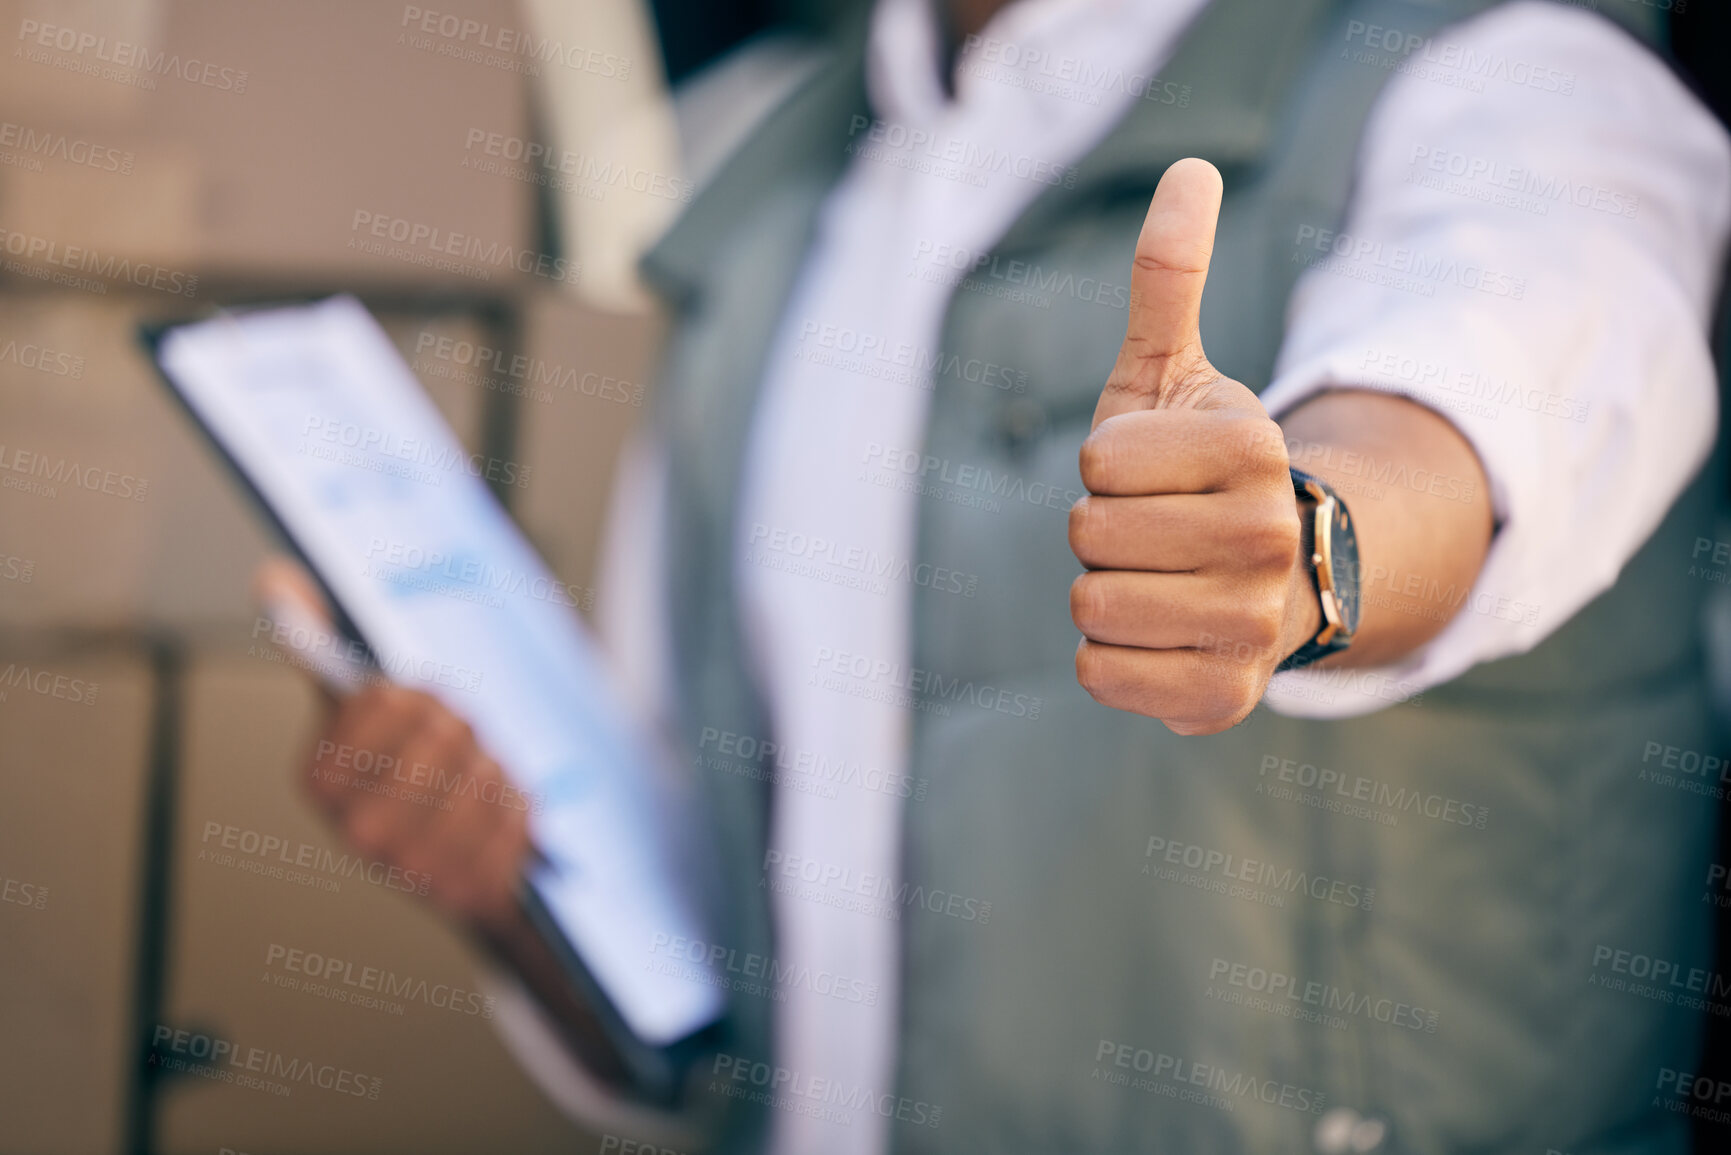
left=1315, top=1107, right=1388, bottom=1153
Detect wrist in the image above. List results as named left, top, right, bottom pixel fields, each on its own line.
left=1278, top=493, right=1323, bottom=664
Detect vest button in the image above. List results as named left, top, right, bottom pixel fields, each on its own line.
left=1314, top=1107, right=1387, bottom=1153
left=997, top=397, right=1048, bottom=456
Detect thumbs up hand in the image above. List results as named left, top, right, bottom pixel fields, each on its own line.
left=1069, top=158, right=1320, bottom=734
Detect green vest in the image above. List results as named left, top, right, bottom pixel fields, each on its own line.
left=642, top=2, right=1718, bottom=1151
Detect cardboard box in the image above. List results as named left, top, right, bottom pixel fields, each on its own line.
left=154, top=647, right=590, bottom=1154
left=0, top=644, right=155, bottom=1155
left=0, top=293, right=501, bottom=633
left=511, top=289, right=662, bottom=607
left=0, top=0, right=535, bottom=290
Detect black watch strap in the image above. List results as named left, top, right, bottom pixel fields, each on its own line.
left=1276, top=468, right=1355, bottom=673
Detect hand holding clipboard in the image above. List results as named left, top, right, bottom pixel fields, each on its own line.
left=253, top=556, right=543, bottom=932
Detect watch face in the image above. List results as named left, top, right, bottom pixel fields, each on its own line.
left=1327, top=501, right=1362, bottom=637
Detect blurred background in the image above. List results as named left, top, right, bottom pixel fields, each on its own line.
left=0, top=1, right=844, bottom=1151
left=3, top=1, right=1731, bottom=1154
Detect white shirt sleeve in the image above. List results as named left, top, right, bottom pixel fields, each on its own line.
left=1260, top=0, right=1731, bottom=718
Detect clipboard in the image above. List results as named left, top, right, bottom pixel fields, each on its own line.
left=141, top=295, right=726, bottom=1102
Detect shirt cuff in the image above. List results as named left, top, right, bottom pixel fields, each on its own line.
left=478, top=964, right=708, bottom=1150
left=1256, top=362, right=1538, bottom=719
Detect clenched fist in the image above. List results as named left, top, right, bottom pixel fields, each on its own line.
left=1069, top=158, right=1320, bottom=734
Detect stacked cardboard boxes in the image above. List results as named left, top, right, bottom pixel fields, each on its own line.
left=0, top=1, right=663, bottom=1151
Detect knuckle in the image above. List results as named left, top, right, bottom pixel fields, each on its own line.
left=396, top=847, right=438, bottom=886
left=1074, top=641, right=1111, bottom=700
left=346, top=812, right=395, bottom=862
left=1227, top=659, right=1264, bottom=706
left=1246, top=619, right=1282, bottom=654
left=1068, top=497, right=1106, bottom=563
left=1250, top=506, right=1301, bottom=568
left=1234, top=597, right=1284, bottom=652
left=340, top=686, right=389, bottom=727
left=1199, top=662, right=1250, bottom=717
left=1070, top=573, right=1111, bottom=635
left=1077, top=432, right=1115, bottom=492
left=1237, top=417, right=1289, bottom=472
left=425, top=708, right=473, bottom=751
left=374, top=685, right=422, bottom=716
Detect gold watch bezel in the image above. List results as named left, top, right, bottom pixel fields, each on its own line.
left=1301, top=480, right=1346, bottom=647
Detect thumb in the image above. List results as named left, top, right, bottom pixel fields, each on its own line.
left=253, top=556, right=345, bottom=708
left=1093, top=157, right=1224, bottom=429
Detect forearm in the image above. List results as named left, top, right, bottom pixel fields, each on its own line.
left=1278, top=389, right=1495, bottom=668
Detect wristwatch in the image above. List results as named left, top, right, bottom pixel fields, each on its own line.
left=1276, top=468, right=1362, bottom=671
